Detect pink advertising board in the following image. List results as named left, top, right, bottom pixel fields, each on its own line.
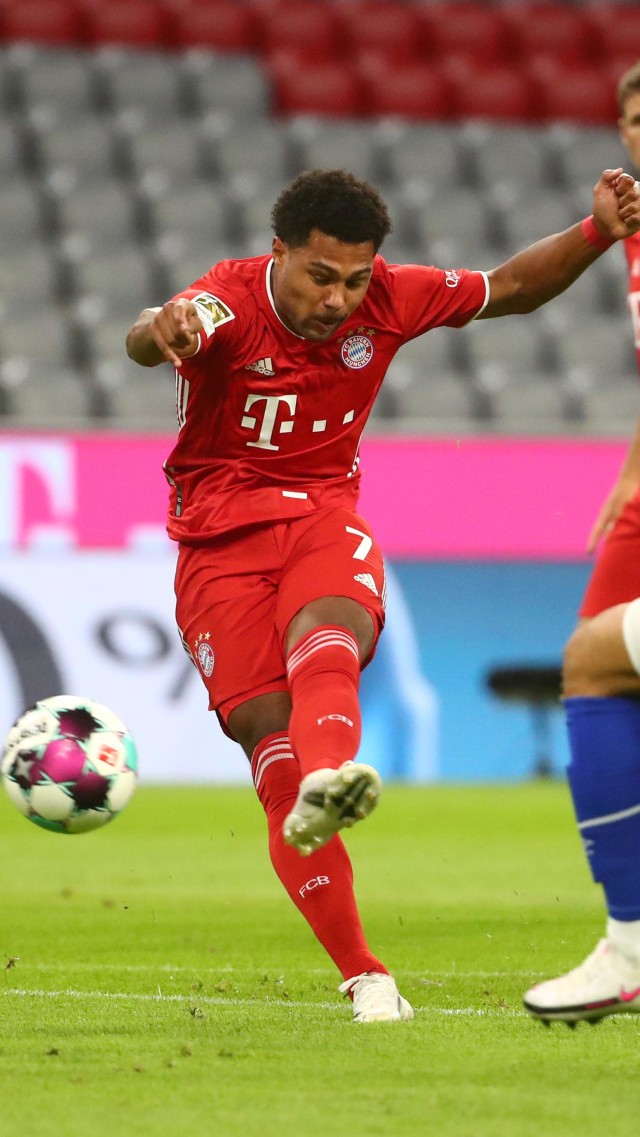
left=0, top=432, right=626, bottom=558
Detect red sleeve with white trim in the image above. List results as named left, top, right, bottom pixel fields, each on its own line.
left=386, top=262, right=489, bottom=341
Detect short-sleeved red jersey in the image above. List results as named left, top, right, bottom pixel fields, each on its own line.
left=625, top=231, right=640, bottom=373
left=163, top=253, right=489, bottom=542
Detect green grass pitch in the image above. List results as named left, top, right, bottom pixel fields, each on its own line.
left=1, top=780, right=638, bottom=1137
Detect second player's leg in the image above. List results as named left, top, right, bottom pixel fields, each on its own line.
left=525, top=598, right=640, bottom=1023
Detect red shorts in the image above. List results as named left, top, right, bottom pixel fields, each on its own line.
left=580, top=492, right=640, bottom=617
left=174, top=507, right=386, bottom=727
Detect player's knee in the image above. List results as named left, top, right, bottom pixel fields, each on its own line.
left=563, top=621, right=605, bottom=697
left=227, top=691, right=292, bottom=758
left=563, top=606, right=640, bottom=699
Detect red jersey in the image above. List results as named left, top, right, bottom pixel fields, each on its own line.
left=163, top=253, right=489, bottom=542
left=625, top=230, right=640, bottom=372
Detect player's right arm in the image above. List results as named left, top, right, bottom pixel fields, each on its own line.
left=125, top=300, right=204, bottom=368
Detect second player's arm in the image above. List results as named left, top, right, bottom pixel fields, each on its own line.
left=480, top=169, right=640, bottom=318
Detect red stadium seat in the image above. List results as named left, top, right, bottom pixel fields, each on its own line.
left=586, top=6, right=640, bottom=68
left=418, top=2, right=511, bottom=65
left=502, top=5, right=595, bottom=67
left=81, top=0, right=173, bottom=48
left=271, top=58, right=362, bottom=118
left=447, top=62, right=534, bottom=123
left=362, top=58, right=450, bottom=121
left=257, top=1, right=343, bottom=64
left=171, top=0, right=259, bottom=53
left=338, top=2, right=426, bottom=64
left=0, top=0, right=84, bottom=44
left=530, top=61, right=618, bottom=125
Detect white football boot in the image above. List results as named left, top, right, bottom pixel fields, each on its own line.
left=524, top=938, right=640, bottom=1024
left=283, top=762, right=382, bottom=857
left=339, top=972, right=415, bottom=1023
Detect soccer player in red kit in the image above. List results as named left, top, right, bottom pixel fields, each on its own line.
left=126, top=168, right=640, bottom=1023
left=578, top=63, right=640, bottom=617
left=523, top=64, right=640, bottom=1025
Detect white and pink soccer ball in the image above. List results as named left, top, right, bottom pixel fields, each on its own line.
left=1, top=695, right=137, bottom=833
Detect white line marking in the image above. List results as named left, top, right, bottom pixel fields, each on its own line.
left=1, top=988, right=524, bottom=1016
left=2, top=963, right=547, bottom=978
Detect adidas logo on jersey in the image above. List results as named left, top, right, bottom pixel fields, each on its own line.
left=245, top=357, right=275, bottom=376
left=354, top=572, right=378, bottom=596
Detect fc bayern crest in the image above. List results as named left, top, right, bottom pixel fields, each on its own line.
left=197, top=641, right=215, bottom=678
left=341, top=334, right=374, bottom=369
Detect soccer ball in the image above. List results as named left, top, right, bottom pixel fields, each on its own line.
left=1, top=695, right=138, bottom=834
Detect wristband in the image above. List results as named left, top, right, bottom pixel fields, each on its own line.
left=581, top=215, right=616, bottom=251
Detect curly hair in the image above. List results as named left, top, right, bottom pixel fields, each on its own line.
left=271, top=169, right=392, bottom=253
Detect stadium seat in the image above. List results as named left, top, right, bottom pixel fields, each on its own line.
left=446, top=62, right=534, bottom=123
left=462, top=124, right=553, bottom=194
left=0, top=0, right=84, bottom=45
left=24, top=105, right=119, bottom=178
left=43, top=170, right=136, bottom=247
left=556, top=315, right=637, bottom=380
left=0, top=121, right=28, bottom=179
left=338, top=2, right=426, bottom=64
left=119, top=120, right=203, bottom=183
left=178, top=51, right=271, bottom=118
left=494, top=188, right=576, bottom=252
left=544, top=125, right=626, bottom=192
left=4, top=45, right=93, bottom=114
left=531, top=62, right=618, bottom=126
left=171, top=0, right=259, bottom=53
left=363, top=60, right=450, bottom=122
left=258, top=1, right=342, bottom=64
left=271, top=58, right=362, bottom=118
left=281, top=119, right=376, bottom=184
left=586, top=6, right=640, bottom=68
left=81, top=0, right=173, bottom=49
left=501, top=4, right=595, bottom=67
left=419, top=2, right=511, bottom=65
left=89, top=48, right=182, bottom=117
left=0, top=247, right=59, bottom=305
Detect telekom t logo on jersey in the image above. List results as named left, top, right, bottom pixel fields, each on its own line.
left=241, top=393, right=298, bottom=451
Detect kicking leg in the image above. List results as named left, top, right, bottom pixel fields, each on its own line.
left=282, top=597, right=382, bottom=855
left=228, top=696, right=413, bottom=1022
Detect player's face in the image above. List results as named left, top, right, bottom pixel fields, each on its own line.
left=619, top=91, right=640, bottom=171
left=271, top=229, right=375, bottom=342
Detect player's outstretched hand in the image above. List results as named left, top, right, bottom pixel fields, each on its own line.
left=592, top=169, right=640, bottom=241
left=148, top=299, right=203, bottom=367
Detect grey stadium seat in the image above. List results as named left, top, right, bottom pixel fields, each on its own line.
left=113, top=114, right=203, bottom=183
left=43, top=171, right=136, bottom=247
left=546, top=125, right=627, bottom=191
left=26, top=106, right=118, bottom=179
left=178, top=50, right=271, bottom=118
left=8, top=46, right=94, bottom=115
left=281, top=118, right=376, bottom=184
left=90, top=48, right=182, bottom=118
left=1, top=180, right=45, bottom=251
left=556, top=314, right=638, bottom=379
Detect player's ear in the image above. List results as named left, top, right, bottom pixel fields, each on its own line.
left=272, top=235, right=286, bottom=264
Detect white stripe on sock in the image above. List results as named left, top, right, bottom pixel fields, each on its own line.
left=251, top=736, right=293, bottom=788
left=287, top=630, right=359, bottom=676
left=578, top=801, right=640, bottom=829
left=253, top=751, right=294, bottom=790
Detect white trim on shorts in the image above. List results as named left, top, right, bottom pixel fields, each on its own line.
left=622, top=597, right=640, bottom=676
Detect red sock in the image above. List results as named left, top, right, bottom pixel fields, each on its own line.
left=286, top=626, right=362, bottom=778
left=251, top=733, right=387, bottom=981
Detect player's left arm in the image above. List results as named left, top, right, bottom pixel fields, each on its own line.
left=479, top=169, right=640, bottom=318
